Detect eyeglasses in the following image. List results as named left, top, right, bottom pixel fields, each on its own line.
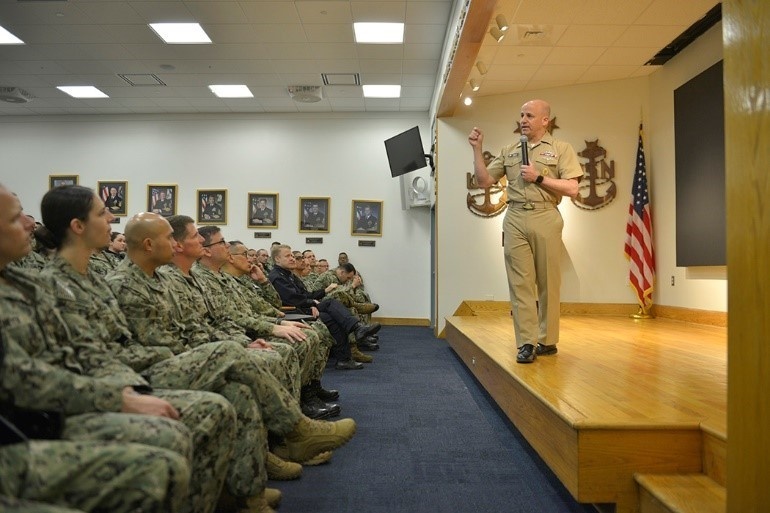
left=203, top=239, right=228, bottom=248
left=230, top=251, right=248, bottom=257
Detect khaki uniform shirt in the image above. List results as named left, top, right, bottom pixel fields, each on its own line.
left=487, top=132, right=584, bottom=205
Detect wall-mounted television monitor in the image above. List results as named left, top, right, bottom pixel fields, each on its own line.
left=384, top=126, right=428, bottom=178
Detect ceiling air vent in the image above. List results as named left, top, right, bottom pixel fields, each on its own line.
left=0, top=87, right=33, bottom=104
left=288, top=86, right=323, bottom=103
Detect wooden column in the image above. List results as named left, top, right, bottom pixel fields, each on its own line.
left=724, top=1, right=770, bottom=511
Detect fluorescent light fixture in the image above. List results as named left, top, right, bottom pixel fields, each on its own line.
left=362, top=84, right=401, bottom=98
left=0, top=25, right=24, bottom=45
left=490, top=26, right=505, bottom=43
left=57, top=86, right=109, bottom=99
left=463, top=97, right=473, bottom=106
left=208, top=85, right=253, bottom=98
left=470, top=79, right=480, bottom=92
left=149, top=23, right=212, bottom=44
left=495, top=14, right=509, bottom=32
left=353, top=23, right=404, bottom=44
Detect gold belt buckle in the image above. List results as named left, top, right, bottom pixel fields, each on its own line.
left=523, top=201, right=535, bottom=210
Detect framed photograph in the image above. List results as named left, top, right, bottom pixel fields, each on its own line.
left=197, top=189, right=227, bottom=225
left=49, top=174, right=78, bottom=189
left=147, top=184, right=177, bottom=217
left=299, top=197, right=330, bottom=233
left=248, top=192, right=278, bottom=229
left=352, top=200, right=383, bottom=236
left=98, top=181, right=128, bottom=216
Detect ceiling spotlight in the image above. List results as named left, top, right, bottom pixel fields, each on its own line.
left=490, top=26, right=505, bottom=43
left=476, top=61, right=488, bottom=75
left=495, top=14, right=509, bottom=32
left=463, top=97, right=473, bottom=106
left=470, top=79, right=480, bottom=92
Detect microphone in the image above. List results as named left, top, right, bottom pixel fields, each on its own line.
left=520, top=135, right=529, bottom=166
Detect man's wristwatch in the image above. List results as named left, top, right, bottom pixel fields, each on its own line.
left=535, top=175, right=544, bottom=184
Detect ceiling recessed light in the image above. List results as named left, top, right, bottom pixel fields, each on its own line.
left=57, top=86, right=109, bottom=99
left=0, top=25, right=24, bottom=45
left=208, top=85, right=253, bottom=98
left=353, top=23, right=404, bottom=44
left=149, top=23, right=212, bottom=44
left=362, top=85, right=401, bottom=98
left=463, top=97, right=473, bottom=106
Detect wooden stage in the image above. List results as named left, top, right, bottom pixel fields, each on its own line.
left=445, top=312, right=727, bottom=513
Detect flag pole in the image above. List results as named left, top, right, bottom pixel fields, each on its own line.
left=630, top=304, right=654, bottom=319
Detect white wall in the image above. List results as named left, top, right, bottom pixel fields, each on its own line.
left=0, top=112, right=432, bottom=321
left=435, top=22, right=726, bottom=333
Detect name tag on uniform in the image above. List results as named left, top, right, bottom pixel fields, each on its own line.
left=508, top=152, right=519, bottom=158
left=541, top=151, right=556, bottom=158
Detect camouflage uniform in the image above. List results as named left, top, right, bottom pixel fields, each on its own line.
left=311, top=271, right=373, bottom=325
left=9, top=251, right=47, bottom=272
left=87, top=250, right=121, bottom=277
left=106, top=259, right=307, bottom=496
left=1, top=264, right=235, bottom=513
left=228, top=272, right=332, bottom=383
left=0, top=441, right=189, bottom=513
left=192, top=262, right=307, bottom=395
left=159, top=262, right=299, bottom=399
left=239, top=273, right=282, bottom=309
left=0, top=496, right=85, bottom=513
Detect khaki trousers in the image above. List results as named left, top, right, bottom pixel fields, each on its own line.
left=502, top=205, right=564, bottom=348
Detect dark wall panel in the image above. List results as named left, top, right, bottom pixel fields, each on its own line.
left=674, top=60, right=725, bottom=267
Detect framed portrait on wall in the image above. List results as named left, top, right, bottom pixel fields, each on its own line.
left=248, top=192, right=278, bottom=229
left=197, top=189, right=227, bottom=225
left=97, top=181, right=128, bottom=216
left=299, top=197, right=330, bottom=233
left=49, top=174, right=78, bottom=190
left=352, top=200, right=383, bottom=236
left=147, top=184, right=177, bottom=217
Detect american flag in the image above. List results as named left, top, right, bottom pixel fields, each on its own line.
left=624, top=123, right=655, bottom=310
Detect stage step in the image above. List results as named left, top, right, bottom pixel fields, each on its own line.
left=635, top=473, right=725, bottom=513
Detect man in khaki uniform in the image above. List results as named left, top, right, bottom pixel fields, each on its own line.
left=469, top=99, right=583, bottom=363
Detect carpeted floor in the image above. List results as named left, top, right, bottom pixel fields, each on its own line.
left=273, top=325, right=595, bottom=513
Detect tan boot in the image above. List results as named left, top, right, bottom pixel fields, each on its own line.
left=241, top=491, right=276, bottom=513
left=353, top=302, right=379, bottom=314
left=303, top=450, right=332, bottom=466
left=273, top=416, right=356, bottom=463
left=351, top=343, right=373, bottom=363
left=266, top=452, right=302, bottom=480
left=262, top=488, right=282, bottom=508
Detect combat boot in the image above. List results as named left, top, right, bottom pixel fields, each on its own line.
left=351, top=343, right=373, bottom=363
left=353, top=302, right=379, bottom=314
left=240, top=490, right=277, bottom=513
left=303, top=450, right=332, bottom=466
left=273, top=416, right=356, bottom=463
left=266, top=452, right=302, bottom=480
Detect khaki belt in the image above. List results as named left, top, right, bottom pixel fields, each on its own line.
left=507, top=201, right=555, bottom=210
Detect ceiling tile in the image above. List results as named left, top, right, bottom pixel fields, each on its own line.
left=576, top=65, right=640, bottom=82
left=555, top=24, right=626, bottom=46
left=406, top=2, right=452, bottom=24
left=356, top=45, right=404, bottom=60
left=493, top=46, right=553, bottom=65
left=304, top=24, right=356, bottom=43
left=615, top=25, right=687, bottom=48
left=571, top=0, right=654, bottom=25
left=404, top=24, right=447, bottom=44
left=403, top=43, right=441, bottom=60
left=531, top=64, right=588, bottom=81
left=485, top=64, right=540, bottom=81
left=252, top=24, right=307, bottom=43
left=359, top=73, right=402, bottom=85
left=636, top=0, right=718, bottom=26
left=402, top=59, right=438, bottom=75
left=359, top=60, right=402, bottom=74
left=316, top=59, right=360, bottom=73
left=324, top=85, right=363, bottom=98
left=594, top=46, right=656, bottom=66
left=401, top=74, right=436, bottom=87
left=351, top=2, right=406, bottom=22
left=240, top=2, right=300, bottom=24
left=125, top=1, right=194, bottom=23
left=310, top=43, right=358, bottom=60
left=512, top=0, right=585, bottom=25
left=184, top=2, right=249, bottom=24
left=75, top=2, right=146, bottom=24
left=296, top=2, right=353, bottom=24
left=545, top=46, right=604, bottom=65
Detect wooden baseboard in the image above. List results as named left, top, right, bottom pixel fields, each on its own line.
left=374, top=317, right=430, bottom=327
left=447, top=300, right=727, bottom=327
